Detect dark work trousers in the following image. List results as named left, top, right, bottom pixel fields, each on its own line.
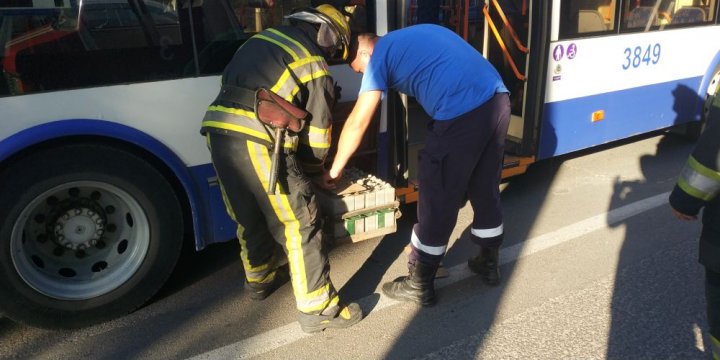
left=206, top=133, right=338, bottom=314
left=410, top=93, right=511, bottom=266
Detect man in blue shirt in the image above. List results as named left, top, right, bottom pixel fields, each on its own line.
left=321, top=24, right=511, bottom=306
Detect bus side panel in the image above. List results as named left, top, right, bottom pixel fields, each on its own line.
left=540, top=27, right=720, bottom=160
left=538, top=76, right=701, bottom=159
left=0, top=119, right=218, bottom=250
left=187, top=163, right=237, bottom=248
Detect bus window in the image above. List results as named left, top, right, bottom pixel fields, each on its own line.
left=667, top=0, right=716, bottom=26
left=0, top=0, right=195, bottom=96
left=191, top=0, right=370, bottom=74
left=619, top=0, right=716, bottom=32
left=559, top=0, right=617, bottom=39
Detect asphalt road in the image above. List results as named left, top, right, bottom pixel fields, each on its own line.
left=0, top=131, right=713, bottom=360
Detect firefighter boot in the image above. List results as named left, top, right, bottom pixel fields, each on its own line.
left=468, top=246, right=501, bottom=286
left=245, top=264, right=290, bottom=300
left=381, top=260, right=438, bottom=306
left=297, top=303, right=363, bottom=333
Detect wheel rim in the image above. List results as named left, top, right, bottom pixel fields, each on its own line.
left=11, top=181, right=150, bottom=300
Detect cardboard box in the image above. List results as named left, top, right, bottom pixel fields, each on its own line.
left=316, top=168, right=400, bottom=243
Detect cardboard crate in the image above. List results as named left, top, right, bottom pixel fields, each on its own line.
left=316, top=168, right=400, bottom=243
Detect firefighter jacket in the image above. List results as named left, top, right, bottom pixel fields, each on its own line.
left=669, top=90, right=720, bottom=273
left=200, top=23, right=335, bottom=174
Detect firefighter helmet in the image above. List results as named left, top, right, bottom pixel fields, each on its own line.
left=286, top=5, right=351, bottom=61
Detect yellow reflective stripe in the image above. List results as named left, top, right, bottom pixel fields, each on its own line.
left=247, top=142, right=309, bottom=301
left=677, top=177, right=713, bottom=201
left=254, top=34, right=299, bottom=61
left=203, top=120, right=271, bottom=143
left=239, top=238, right=275, bottom=283
left=271, top=70, right=293, bottom=97
left=301, top=125, right=332, bottom=148
left=273, top=56, right=328, bottom=99
left=268, top=28, right=311, bottom=58
left=677, top=157, right=720, bottom=201
left=689, top=156, right=720, bottom=182
left=298, top=69, right=332, bottom=84
left=291, top=56, right=326, bottom=70
left=712, top=335, right=720, bottom=360
left=203, top=120, right=295, bottom=149
left=299, top=292, right=337, bottom=313
left=208, top=105, right=256, bottom=119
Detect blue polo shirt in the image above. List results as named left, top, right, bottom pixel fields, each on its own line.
left=359, top=24, right=509, bottom=120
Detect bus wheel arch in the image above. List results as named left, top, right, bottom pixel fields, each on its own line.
left=0, top=140, right=186, bottom=328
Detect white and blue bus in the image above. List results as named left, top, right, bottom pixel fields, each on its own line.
left=0, top=0, right=718, bottom=328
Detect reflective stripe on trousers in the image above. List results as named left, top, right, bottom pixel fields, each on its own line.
left=207, top=133, right=338, bottom=314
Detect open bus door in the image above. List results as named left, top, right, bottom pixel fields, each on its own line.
left=464, top=0, right=538, bottom=179
left=391, top=0, right=540, bottom=203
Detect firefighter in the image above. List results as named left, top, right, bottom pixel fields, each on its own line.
left=669, top=88, right=720, bottom=360
left=321, top=25, right=511, bottom=306
left=199, top=4, right=362, bottom=333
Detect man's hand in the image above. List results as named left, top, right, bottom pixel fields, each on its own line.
left=318, top=169, right=341, bottom=190
left=671, top=207, right=698, bottom=221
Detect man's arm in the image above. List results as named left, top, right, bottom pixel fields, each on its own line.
left=322, top=90, right=382, bottom=187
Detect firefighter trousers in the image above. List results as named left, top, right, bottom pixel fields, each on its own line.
left=207, top=132, right=339, bottom=314
left=410, top=93, right=511, bottom=265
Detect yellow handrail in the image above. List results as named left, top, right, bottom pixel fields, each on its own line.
left=491, top=0, right=528, bottom=53
left=483, top=4, right=526, bottom=81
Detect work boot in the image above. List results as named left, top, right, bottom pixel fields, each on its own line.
left=382, top=260, right=438, bottom=306
left=297, top=303, right=363, bottom=333
left=245, top=264, right=290, bottom=300
left=468, top=246, right=501, bottom=286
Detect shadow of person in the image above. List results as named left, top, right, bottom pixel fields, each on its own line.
left=338, top=202, right=419, bottom=314
left=380, top=104, right=559, bottom=359
left=605, top=85, right=710, bottom=358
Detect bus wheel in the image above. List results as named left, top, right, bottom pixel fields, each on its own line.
left=0, top=143, right=183, bottom=329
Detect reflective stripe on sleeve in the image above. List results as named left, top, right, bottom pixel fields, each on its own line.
left=273, top=56, right=330, bottom=99
left=677, top=156, right=720, bottom=201
left=471, top=224, right=504, bottom=239
left=711, top=335, right=719, bottom=360
left=411, top=229, right=446, bottom=256
left=300, top=125, right=332, bottom=148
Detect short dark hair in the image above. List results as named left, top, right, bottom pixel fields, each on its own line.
left=347, top=33, right=377, bottom=63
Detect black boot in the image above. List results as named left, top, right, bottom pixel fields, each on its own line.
left=468, top=246, right=501, bottom=286
left=382, top=261, right=438, bottom=306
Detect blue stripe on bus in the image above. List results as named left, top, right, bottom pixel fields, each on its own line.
left=0, top=119, right=218, bottom=250
left=187, top=163, right=237, bottom=246
left=538, top=76, right=703, bottom=159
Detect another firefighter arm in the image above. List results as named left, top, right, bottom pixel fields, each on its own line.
left=669, top=107, right=720, bottom=220
left=321, top=90, right=381, bottom=188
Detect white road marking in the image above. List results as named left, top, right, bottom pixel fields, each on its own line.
left=188, top=192, right=670, bottom=360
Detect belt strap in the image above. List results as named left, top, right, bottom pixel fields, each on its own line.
left=216, top=85, right=256, bottom=108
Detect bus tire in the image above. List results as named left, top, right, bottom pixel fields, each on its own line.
left=0, top=143, right=183, bottom=329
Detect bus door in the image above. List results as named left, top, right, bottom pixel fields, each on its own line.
left=470, top=0, right=537, bottom=177
left=392, top=0, right=536, bottom=203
